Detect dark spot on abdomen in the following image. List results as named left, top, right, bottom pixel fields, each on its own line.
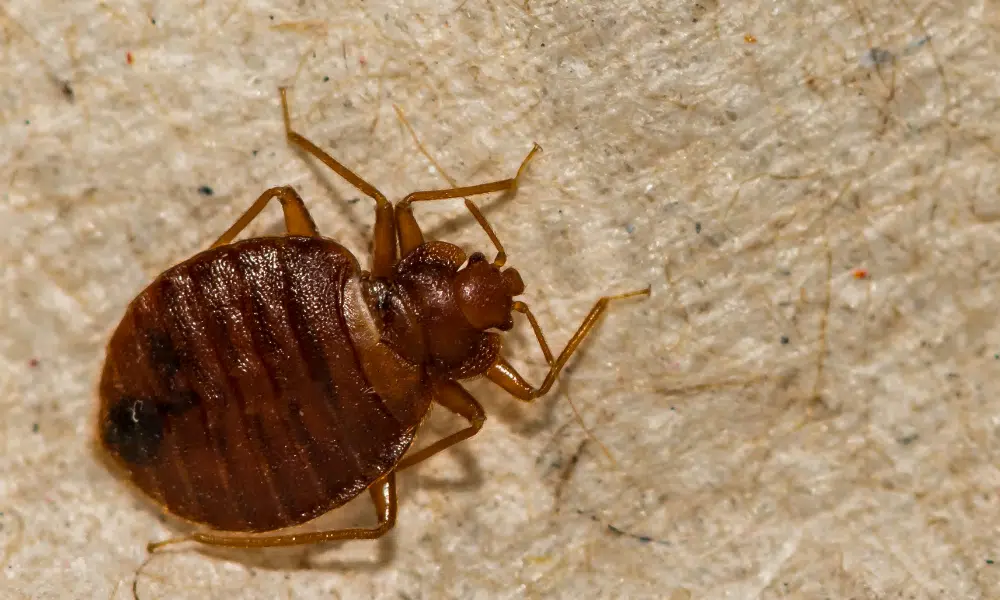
left=102, top=396, right=165, bottom=465
left=140, top=326, right=202, bottom=415
left=146, top=330, right=182, bottom=378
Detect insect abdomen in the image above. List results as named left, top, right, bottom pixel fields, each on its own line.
left=99, top=237, right=416, bottom=532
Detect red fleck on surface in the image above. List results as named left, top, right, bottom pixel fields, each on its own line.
left=126, top=51, right=134, bottom=65
left=744, top=34, right=757, bottom=43
left=359, top=56, right=367, bottom=66
left=29, top=358, right=39, bottom=368
left=853, top=269, right=869, bottom=280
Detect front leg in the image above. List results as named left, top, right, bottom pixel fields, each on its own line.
left=487, top=288, right=650, bottom=400
left=394, top=144, right=541, bottom=260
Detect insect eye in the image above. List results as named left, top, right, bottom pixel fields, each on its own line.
left=467, top=252, right=487, bottom=264
left=502, top=268, right=524, bottom=296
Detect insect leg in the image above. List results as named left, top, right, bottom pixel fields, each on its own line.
left=279, top=87, right=397, bottom=277
left=486, top=288, right=651, bottom=400
left=395, top=144, right=541, bottom=261
left=395, top=381, right=485, bottom=471
left=146, top=472, right=397, bottom=551
left=211, top=186, right=318, bottom=248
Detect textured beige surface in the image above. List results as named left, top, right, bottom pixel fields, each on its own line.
left=2, top=0, right=999, bottom=598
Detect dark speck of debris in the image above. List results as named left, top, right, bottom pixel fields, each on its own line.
left=60, top=80, right=74, bottom=102
left=780, top=336, right=789, bottom=345
left=32, top=423, right=39, bottom=433
left=29, top=358, right=39, bottom=368
left=994, top=353, right=998, bottom=359
left=902, top=36, right=931, bottom=56
left=607, top=524, right=652, bottom=543
left=605, top=523, right=666, bottom=545
left=269, top=15, right=274, bottom=20
left=24, top=120, right=30, bottom=125
left=150, top=17, right=157, bottom=25
left=695, top=222, right=702, bottom=233
left=347, top=197, right=360, bottom=205
left=988, top=559, right=995, bottom=565
left=322, top=75, right=330, bottom=82
left=252, top=149, right=259, bottom=157
left=861, top=47, right=894, bottom=67
left=198, top=185, right=214, bottom=196
left=625, top=223, right=635, bottom=234
left=897, top=433, right=918, bottom=445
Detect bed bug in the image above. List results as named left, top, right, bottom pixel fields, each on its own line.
left=97, top=88, right=649, bottom=552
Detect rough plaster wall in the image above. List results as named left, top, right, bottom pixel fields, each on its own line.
left=1, top=0, right=998, bottom=598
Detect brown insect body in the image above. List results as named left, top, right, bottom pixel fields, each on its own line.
left=98, top=88, right=648, bottom=551
left=99, top=233, right=525, bottom=533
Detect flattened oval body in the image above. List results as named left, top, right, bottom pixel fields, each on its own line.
left=98, top=236, right=431, bottom=533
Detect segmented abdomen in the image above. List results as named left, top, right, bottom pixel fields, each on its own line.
left=99, top=236, right=418, bottom=532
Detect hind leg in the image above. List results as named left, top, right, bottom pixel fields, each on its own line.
left=147, top=472, right=397, bottom=551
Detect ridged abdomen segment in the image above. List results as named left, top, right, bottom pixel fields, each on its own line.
left=99, top=237, right=426, bottom=532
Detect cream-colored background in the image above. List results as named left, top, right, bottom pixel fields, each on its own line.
left=2, top=0, right=998, bottom=598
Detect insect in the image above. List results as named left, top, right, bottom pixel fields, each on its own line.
left=97, top=87, right=649, bottom=552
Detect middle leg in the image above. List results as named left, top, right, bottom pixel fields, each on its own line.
left=395, top=380, right=485, bottom=471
